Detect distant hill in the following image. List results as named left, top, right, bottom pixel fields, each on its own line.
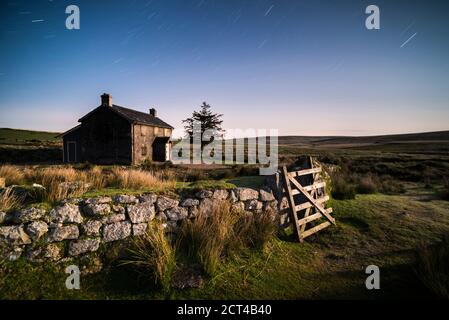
left=0, top=128, right=61, bottom=146
left=0, top=128, right=62, bottom=163
left=1, top=127, right=448, bottom=149
left=277, top=130, right=449, bottom=149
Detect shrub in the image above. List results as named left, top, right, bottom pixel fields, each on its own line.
left=414, top=237, right=449, bottom=299
left=380, top=177, right=406, bottom=195
left=183, top=169, right=208, bottom=182
left=72, top=162, right=94, bottom=171
left=236, top=165, right=259, bottom=177
left=0, top=165, right=25, bottom=186
left=331, top=174, right=356, bottom=200
left=318, top=154, right=342, bottom=166
left=440, top=177, right=449, bottom=201
left=331, top=170, right=404, bottom=197
left=140, top=159, right=173, bottom=171
left=123, top=223, right=176, bottom=292
left=356, top=174, right=379, bottom=194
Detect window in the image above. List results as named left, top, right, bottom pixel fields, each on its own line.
left=140, top=126, right=146, bottom=136
left=141, top=145, right=147, bottom=156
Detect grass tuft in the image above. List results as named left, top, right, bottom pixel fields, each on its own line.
left=237, top=210, right=277, bottom=251
left=0, top=164, right=25, bottom=186
left=178, top=202, right=239, bottom=276
left=0, top=187, right=21, bottom=212
left=109, top=167, right=175, bottom=190
left=414, top=237, right=449, bottom=299
left=179, top=202, right=276, bottom=276
left=28, top=167, right=92, bottom=203
left=122, top=223, right=176, bottom=292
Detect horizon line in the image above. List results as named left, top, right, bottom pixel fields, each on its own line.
left=2, top=127, right=449, bottom=139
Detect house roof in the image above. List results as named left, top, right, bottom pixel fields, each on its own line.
left=111, top=105, right=174, bottom=129
left=78, top=104, right=174, bottom=129
left=56, top=125, right=81, bottom=138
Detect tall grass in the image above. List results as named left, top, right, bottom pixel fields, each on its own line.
left=179, top=202, right=238, bottom=275
left=414, top=237, right=449, bottom=299
left=26, top=167, right=94, bottom=203
left=47, top=181, right=90, bottom=203
left=178, top=202, right=276, bottom=276
left=0, top=188, right=20, bottom=212
left=0, top=165, right=25, bottom=186
left=85, top=166, right=107, bottom=190
left=108, top=167, right=175, bottom=190
left=30, top=167, right=79, bottom=184
left=121, top=202, right=276, bottom=289
left=1, top=165, right=174, bottom=203
left=123, top=223, right=176, bottom=292
left=234, top=210, right=277, bottom=251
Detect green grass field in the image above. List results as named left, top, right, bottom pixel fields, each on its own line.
left=2, top=186, right=448, bottom=300
left=1, top=128, right=449, bottom=299
left=0, top=128, right=60, bottom=146
left=0, top=128, right=62, bottom=163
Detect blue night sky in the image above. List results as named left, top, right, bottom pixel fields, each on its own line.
left=0, top=0, right=448, bottom=136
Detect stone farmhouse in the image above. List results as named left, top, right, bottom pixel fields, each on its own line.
left=59, top=93, right=173, bottom=164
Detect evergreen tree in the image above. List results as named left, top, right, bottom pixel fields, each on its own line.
left=182, top=102, right=224, bottom=146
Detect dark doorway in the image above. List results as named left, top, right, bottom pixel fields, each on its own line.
left=67, top=142, right=77, bottom=162
left=152, top=137, right=170, bottom=162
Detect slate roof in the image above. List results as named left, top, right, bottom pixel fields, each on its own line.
left=111, top=105, right=173, bottom=129
left=78, top=104, right=174, bottom=129
left=56, top=125, right=81, bottom=138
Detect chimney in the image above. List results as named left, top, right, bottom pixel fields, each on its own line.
left=101, top=93, right=112, bottom=107
left=149, top=108, right=157, bottom=117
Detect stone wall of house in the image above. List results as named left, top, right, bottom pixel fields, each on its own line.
left=0, top=188, right=280, bottom=264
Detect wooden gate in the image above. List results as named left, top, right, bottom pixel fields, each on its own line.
left=281, top=158, right=335, bottom=242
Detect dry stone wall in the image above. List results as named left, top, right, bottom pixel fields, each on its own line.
left=0, top=188, right=278, bottom=263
